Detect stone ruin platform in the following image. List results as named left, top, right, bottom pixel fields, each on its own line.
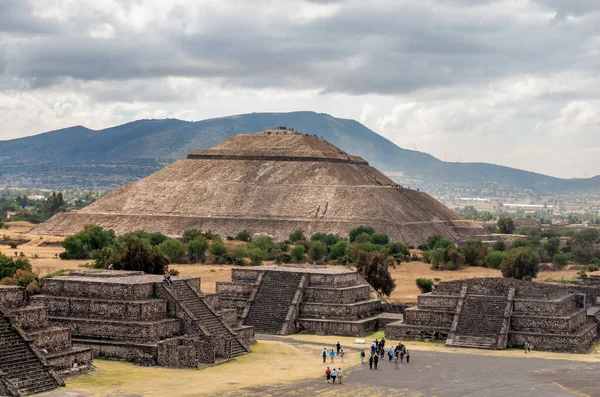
left=217, top=265, right=401, bottom=336
left=31, top=270, right=254, bottom=369
left=385, top=278, right=600, bottom=353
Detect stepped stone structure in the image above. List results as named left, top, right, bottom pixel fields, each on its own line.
left=30, top=270, right=253, bottom=369
left=33, top=130, right=486, bottom=246
left=217, top=265, right=401, bottom=336
left=386, top=278, right=600, bottom=353
left=0, top=286, right=78, bottom=396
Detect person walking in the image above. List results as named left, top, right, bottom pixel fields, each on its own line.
left=360, top=349, right=365, bottom=364
left=340, top=349, right=345, bottom=363
left=368, top=355, right=373, bottom=370
left=322, top=348, right=327, bottom=363
left=400, top=349, right=405, bottom=363
left=336, top=341, right=341, bottom=356
left=387, top=347, right=394, bottom=362
left=325, top=367, right=331, bottom=383
left=380, top=347, right=385, bottom=360
left=406, top=350, right=410, bottom=364
left=331, top=368, right=337, bottom=384
left=330, top=349, right=335, bottom=364
left=370, top=342, right=376, bottom=356
left=337, top=368, right=344, bottom=384
left=394, top=354, right=399, bottom=369
left=373, top=354, right=379, bottom=370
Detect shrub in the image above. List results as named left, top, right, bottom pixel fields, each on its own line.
left=168, top=268, right=180, bottom=276
left=13, top=269, right=36, bottom=287
left=250, top=236, right=273, bottom=252
left=61, top=224, right=115, bottom=259
left=187, top=237, right=209, bottom=263
left=500, top=247, right=540, bottom=280
left=544, top=237, right=561, bottom=257
left=308, top=241, right=327, bottom=261
left=0, top=277, right=17, bottom=286
left=275, top=253, right=292, bottom=264
left=126, top=231, right=168, bottom=246
left=511, top=239, right=532, bottom=249
left=369, top=232, right=390, bottom=245
left=210, top=238, right=227, bottom=256
left=114, top=236, right=169, bottom=275
left=355, top=233, right=371, bottom=244
left=328, top=241, right=349, bottom=260
left=421, top=250, right=431, bottom=263
left=551, top=253, right=570, bottom=269
left=289, top=230, right=306, bottom=242
left=158, top=239, right=185, bottom=263
left=497, top=216, right=515, bottom=234
left=235, top=230, right=252, bottom=242
left=26, top=280, right=41, bottom=296
left=388, top=242, right=410, bottom=261
left=492, top=240, right=506, bottom=252
left=233, top=246, right=247, bottom=260
left=429, top=248, right=446, bottom=270
left=247, top=248, right=266, bottom=266
left=290, top=245, right=306, bottom=263
left=355, top=250, right=396, bottom=296
left=416, top=278, right=434, bottom=293
left=7, top=241, right=18, bottom=249
left=447, top=249, right=465, bottom=269
left=484, top=251, right=506, bottom=269
left=349, top=226, right=375, bottom=242
left=310, top=233, right=340, bottom=246
left=182, top=229, right=202, bottom=243
left=0, top=254, right=32, bottom=279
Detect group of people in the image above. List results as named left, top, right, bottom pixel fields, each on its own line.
left=363, top=338, right=410, bottom=370
left=321, top=342, right=345, bottom=364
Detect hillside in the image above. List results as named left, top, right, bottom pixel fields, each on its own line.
left=0, top=111, right=598, bottom=195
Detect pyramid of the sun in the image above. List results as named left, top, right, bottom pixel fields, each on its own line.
left=34, top=130, right=486, bottom=244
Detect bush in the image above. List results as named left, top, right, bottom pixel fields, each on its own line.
left=421, top=250, right=431, bottom=263
left=416, top=278, right=434, bottom=293
left=501, top=247, right=540, bottom=280
left=388, top=242, right=410, bottom=261
left=233, top=246, right=247, bottom=260
left=308, top=241, right=327, bottom=261
left=235, top=230, right=252, bottom=242
left=328, top=241, right=349, bottom=260
left=187, top=237, right=209, bottom=263
left=247, top=248, right=266, bottom=266
left=250, top=236, right=273, bottom=252
left=544, top=237, right=561, bottom=257
left=26, top=280, right=41, bottom=296
left=492, top=240, right=506, bottom=252
left=126, top=231, right=168, bottom=246
left=484, top=251, right=506, bottom=269
left=355, top=250, right=396, bottom=296
left=429, top=248, right=446, bottom=270
left=369, top=232, right=390, bottom=245
left=168, top=268, right=180, bottom=276
left=158, top=239, right=185, bottom=263
left=354, top=233, right=371, bottom=244
left=310, top=233, right=340, bottom=246
left=275, top=254, right=292, bottom=264
left=289, top=230, right=306, bottom=242
left=552, top=253, right=570, bottom=269
left=497, top=216, right=515, bottom=234
left=0, top=277, right=17, bottom=286
left=7, top=241, right=18, bottom=249
left=511, top=239, right=532, bottom=249
left=114, top=236, right=169, bottom=275
left=0, top=254, right=32, bottom=279
left=349, top=226, right=375, bottom=242
left=210, top=238, right=227, bottom=256
left=290, top=245, right=306, bottom=263
left=182, top=229, right=202, bottom=243
left=91, top=247, right=116, bottom=269
left=61, top=224, right=115, bottom=259
left=447, top=249, right=465, bottom=269
left=14, top=269, right=36, bottom=287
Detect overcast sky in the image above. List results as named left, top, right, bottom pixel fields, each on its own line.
left=1, top=0, right=599, bottom=178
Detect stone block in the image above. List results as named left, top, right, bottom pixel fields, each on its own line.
left=8, top=305, right=47, bottom=330
left=0, top=286, right=26, bottom=308
left=296, top=317, right=378, bottom=336
left=25, top=326, right=72, bottom=353
left=403, top=307, right=454, bottom=328
left=299, top=300, right=382, bottom=320
left=303, top=285, right=371, bottom=304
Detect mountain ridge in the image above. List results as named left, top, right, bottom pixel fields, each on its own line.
left=0, top=111, right=597, bottom=194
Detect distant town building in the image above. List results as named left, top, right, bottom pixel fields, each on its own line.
left=27, top=195, right=47, bottom=201
left=459, top=198, right=490, bottom=202
left=503, top=203, right=553, bottom=209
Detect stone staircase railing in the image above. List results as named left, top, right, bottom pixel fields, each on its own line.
left=280, top=275, right=307, bottom=335
left=446, top=285, right=468, bottom=346
left=240, top=272, right=264, bottom=325
left=497, top=287, right=515, bottom=349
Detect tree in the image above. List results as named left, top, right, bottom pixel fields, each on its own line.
left=462, top=241, right=487, bottom=266
left=0, top=254, right=31, bottom=279
left=308, top=241, right=327, bottom=261
left=484, top=251, right=506, bottom=269
left=289, top=230, right=306, bottom=242
left=552, top=253, right=570, bottom=269
left=500, top=247, right=540, bottom=280
left=290, top=245, right=306, bottom=263
left=416, top=278, right=434, bottom=293
left=60, top=224, right=115, bottom=259
left=92, top=247, right=117, bottom=269
left=388, top=242, right=410, bottom=261
left=247, top=247, right=266, bottom=266
left=158, top=239, right=185, bottom=263
left=235, top=230, right=252, bottom=242
left=328, top=241, right=349, bottom=260
left=369, top=232, right=390, bottom=245
left=492, top=240, right=506, bottom=252
left=188, top=237, right=209, bottom=263
left=571, top=229, right=600, bottom=264
left=349, top=226, right=375, bottom=242
left=310, top=233, right=340, bottom=246
left=544, top=237, right=561, bottom=257
left=113, top=236, right=168, bottom=275
left=355, top=250, right=396, bottom=296
left=497, top=217, right=515, bottom=234
left=209, top=237, right=227, bottom=256
left=182, top=229, right=203, bottom=243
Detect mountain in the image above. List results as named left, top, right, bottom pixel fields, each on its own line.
left=0, top=111, right=598, bottom=195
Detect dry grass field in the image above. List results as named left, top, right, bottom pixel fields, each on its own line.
left=3, top=221, right=596, bottom=303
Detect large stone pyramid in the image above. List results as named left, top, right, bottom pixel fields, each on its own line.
left=34, top=130, right=486, bottom=245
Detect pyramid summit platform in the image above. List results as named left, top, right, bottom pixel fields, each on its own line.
left=33, top=129, right=486, bottom=245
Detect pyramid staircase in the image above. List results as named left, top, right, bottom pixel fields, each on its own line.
left=244, top=271, right=304, bottom=334
left=170, top=282, right=249, bottom=357
left=0, top=313, right=62, bottom=396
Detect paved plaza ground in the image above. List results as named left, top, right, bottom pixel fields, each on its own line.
left=39, top=334, right=600, bottom=397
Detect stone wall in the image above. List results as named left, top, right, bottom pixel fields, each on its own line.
left=307, top=273, right=361, bottom=287
left=52, top=317, right=181, bottom=342
left=202, top=293, right=221, bottom=312
left=513, top=294, right=578, bottom=317
left=43, top=279, right=155, bottom=300
left=297, top=318, right=378, bottom=336
left=219, top=309, right=238, bottom=328
left=0, top=286, right=25, bottom=308
left=157, top=336, right=215, bottom=368
left=403, top=308, right=454, bottom=328
left=417, top=294, right=459, bottom=309
left=299, top=300, right=381, bottom=320
left=234, top=325, right=255, bottom=344
left=7, top=306, right=47, bottom=330
left=45, top=348, right=94, bottom=374
left=27, top=327, right=71, bottom=353
left=511, top=309, right=587, bottom=334
left=232, top=269, right=261, bottom=283
left=32, top=296, right=167, bottom=320
left=508, top=323, right=598, bottom=353
left=303, top=285, right=371, bottom=304
left=216, top=282, right=255, bottom=298
left=77, top=340, right=156, bottom=364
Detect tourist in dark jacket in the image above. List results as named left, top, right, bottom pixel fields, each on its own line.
left=336, top=341, right=341, bottom=355
left=368, top=355, right=373, bottom=369
left=373, top=354, right=379, bottom=369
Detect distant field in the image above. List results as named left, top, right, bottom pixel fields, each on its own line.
left=4, top=221, right=595, bottom=304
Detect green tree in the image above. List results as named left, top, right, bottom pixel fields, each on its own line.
left=233, top=246, right=247, bottom=260
left=544, top=237, right=561, bottom=257
left=0, top=254, right=31, bottom=279
left=369, top=232, right=390, bottom=245
left=187, top=237, right=209, bottom=263
left=388, top=242, right=410, bottom=261
left=289, top=230, right=306, bottom=242
left=355, top=250, right=396, bottom=296
left=492, top=240, right=506, bottom=252
left=158, top=239, right=185, bottom=263
left=497, top=217, right=515, bottom=234
left=61, top=224, right=115, bottom=259
left=92, top=247, right=117, bottom=269
left=210, top=237, right=227, bottom=256
left=182, top=229, right=202, bottom=243
left=416, top=278, right=434, bottom=293
left=484, top=251, right=506, bottom=269
left=235, top=230, right=252, bottom=242
left=349, top=226, right=375, bottom=242
left=290, top=245, right=306, bottom=263
left=310, top=233, right=340, bottom=246
left=328, top=241, right=349, bottom=260
left=114, top=236, right=168, bottom=275
left=500, top=247, right=540, bottom=280
left=247, top=247, right=266, bottom=266
left=308, top=241, right=327, bottom=261
left=552, top=253, right=570, bottom=269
